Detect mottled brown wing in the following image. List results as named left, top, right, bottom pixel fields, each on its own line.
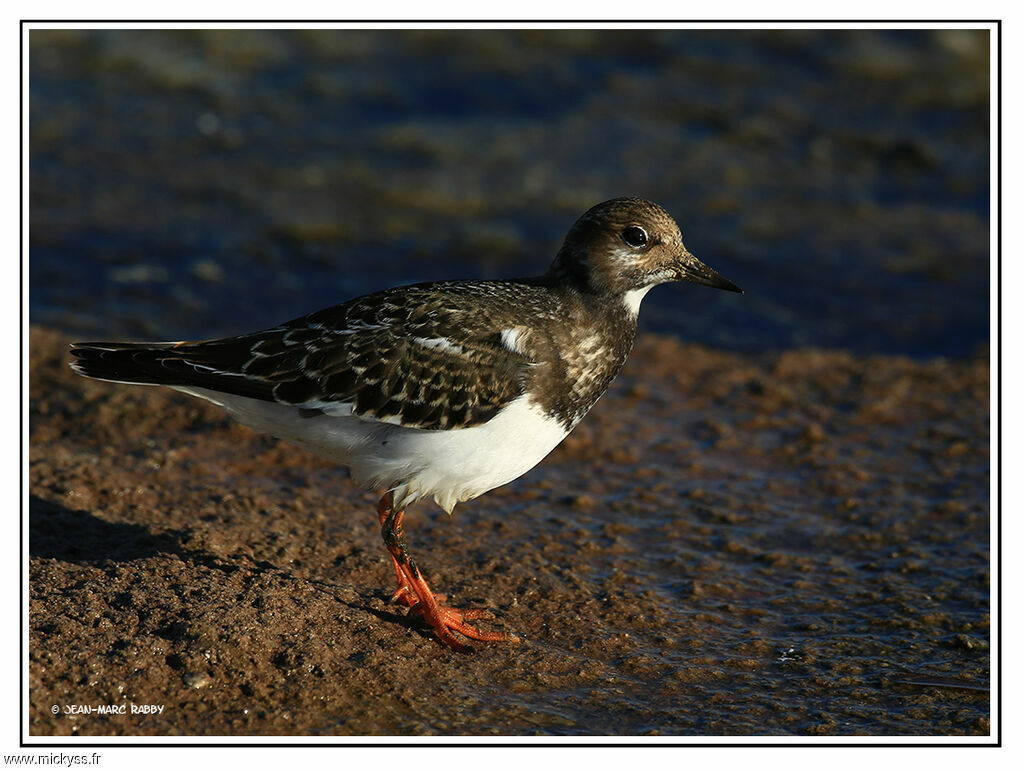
left=72, top=283, right=533, bottom=430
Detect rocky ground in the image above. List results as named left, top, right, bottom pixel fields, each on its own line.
left=28, top=326, right=990, bottom=737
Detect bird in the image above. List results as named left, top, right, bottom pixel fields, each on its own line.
left=70, top=197, right=742, bottom=653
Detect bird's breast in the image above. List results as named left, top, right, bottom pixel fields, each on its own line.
left=524, top=314, right=637, bottom=430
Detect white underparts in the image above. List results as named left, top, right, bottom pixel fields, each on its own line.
left=174, top=387, right=570, bottom=515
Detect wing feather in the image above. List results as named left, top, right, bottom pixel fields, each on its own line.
left=71, top=283, right=536, bottom=430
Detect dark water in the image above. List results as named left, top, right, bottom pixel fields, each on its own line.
left=30, top=29, right=990, bottom=358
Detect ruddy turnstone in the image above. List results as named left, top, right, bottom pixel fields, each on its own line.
left=70, top=197, right=742, bottom=652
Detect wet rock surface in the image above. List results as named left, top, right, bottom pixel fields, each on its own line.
left=29, top=327, right=989, bottom=736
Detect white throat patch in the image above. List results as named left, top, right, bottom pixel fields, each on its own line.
left=622, top=285, right=655, bottom=317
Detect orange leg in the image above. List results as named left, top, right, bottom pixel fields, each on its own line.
left=377, top=492, right=519, bottom=653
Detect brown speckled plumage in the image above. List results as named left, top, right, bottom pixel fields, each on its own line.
left=69, top=280, right=633, bottom=430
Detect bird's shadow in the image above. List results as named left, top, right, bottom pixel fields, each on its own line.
left=28, top=494, right=431, bottom=640
left=29, top=494, right=206, bottom=566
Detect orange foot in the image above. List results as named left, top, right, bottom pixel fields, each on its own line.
left=377, top=492, right=520, bottom=653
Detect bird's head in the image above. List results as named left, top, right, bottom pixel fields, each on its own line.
left=549, top=197, right=742, bottom=312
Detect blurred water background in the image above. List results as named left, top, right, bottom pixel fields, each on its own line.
left=30, top=28, right=990, bottom=358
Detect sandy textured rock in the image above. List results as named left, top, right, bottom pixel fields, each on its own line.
left=29, top=326, right=989, bottom=736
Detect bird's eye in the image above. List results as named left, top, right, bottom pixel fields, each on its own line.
left=621, top=226, right=648, bottom=249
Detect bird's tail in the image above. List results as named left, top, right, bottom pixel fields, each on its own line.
left=69, top=338, right=278, bottom=402
left=69, top=341, right=187, bottom=386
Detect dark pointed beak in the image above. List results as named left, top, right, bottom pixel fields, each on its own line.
left=677, top=252, right=744, bottom=294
